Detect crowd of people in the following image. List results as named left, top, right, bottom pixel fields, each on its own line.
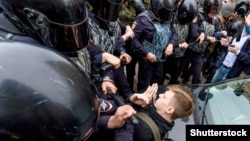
left=0, top=0, right=250, bottom=141
left=119, top=0, right=250, bottom=88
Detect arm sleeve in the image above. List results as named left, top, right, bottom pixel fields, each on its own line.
left=132, top=16, right=154, bottom=56
left=236, top=49, right=250, bottom=64
left=113, top=22, right=127, bottom=55
left=87, top=42, right=103, bottom=66
left=169, top=26, right=178, bottom=47
left=98, top=115, right=111, bottom=130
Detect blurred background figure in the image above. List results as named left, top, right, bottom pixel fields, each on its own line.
left=211, top=0, right=250, bottom=82
left=202, top=2, right=236, bottom=83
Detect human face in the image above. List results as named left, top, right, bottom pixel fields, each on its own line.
left=208, top=5, right=219, bottom=18
left=154, top=89, right=175, bottom=112
left=211, top=5, right=219, bottom=14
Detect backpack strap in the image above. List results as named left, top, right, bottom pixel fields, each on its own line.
left=136, top=112, right=163, bottom=141
left=162, top=132, right=169, bottom=141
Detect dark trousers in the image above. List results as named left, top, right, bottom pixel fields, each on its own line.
left=137, top=58, right=164, bottom=92
left=114, top=66, right=133, bottom=100
left=124, top=39, right=138, bottom=92
left=125, top=50, right=138, bottom=92
left=169, top=57, right=184, bottom=84
left=180, top=53, right=203, bottom=84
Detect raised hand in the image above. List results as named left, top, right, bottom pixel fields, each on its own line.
left=130, top=83, right=158, bottom=107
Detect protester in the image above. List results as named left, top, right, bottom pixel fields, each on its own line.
left=87, top=83, right=195, bottom=141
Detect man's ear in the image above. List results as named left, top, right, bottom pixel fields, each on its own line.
left=165, top=106, right=174, bottom=114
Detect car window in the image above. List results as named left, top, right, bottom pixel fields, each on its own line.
left=206, top=77, right=250, bottom=124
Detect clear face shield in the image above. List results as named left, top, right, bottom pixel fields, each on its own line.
left=23, top=8, right=89, bottom=53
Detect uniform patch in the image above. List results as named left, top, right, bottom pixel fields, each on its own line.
left=99, top=99, right=113, bottom=112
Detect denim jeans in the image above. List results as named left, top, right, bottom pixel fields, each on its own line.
left=211, top=64, right=231, bottom=83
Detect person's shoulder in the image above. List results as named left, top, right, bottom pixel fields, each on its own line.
left=99, top=99, right=117, bottom=114
left=136, top=10, right=150, bottom=19
left=135, top=11, right=153, bottom=26
left=196, top=12, right=206, bottom=22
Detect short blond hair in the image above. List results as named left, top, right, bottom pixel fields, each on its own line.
left=167, top=85, right=195, bottom=119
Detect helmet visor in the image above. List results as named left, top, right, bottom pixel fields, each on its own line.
left=93, top=0, right=123, bottom=21
left=24, top=8, right=89, bottom=53
left=158, top=7, right=174, bottom=22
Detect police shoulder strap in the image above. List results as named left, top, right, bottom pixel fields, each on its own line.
left=136, top=112, right=169, bottom=141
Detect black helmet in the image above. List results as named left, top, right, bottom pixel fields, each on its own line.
left=0, top=0, right=89, bottom=53
left=234, top=0, right=250, bottom=17
left=90, top=0, right=123, bottom=22
left=203, top=0, right=221, bottom=14
left=0, top=41, right=99, bottom=141
left=130, top=0, right=146, bottom=15
left=177, top=0, right=198, bottom=24
left=150, top=0, right=175, bottom=22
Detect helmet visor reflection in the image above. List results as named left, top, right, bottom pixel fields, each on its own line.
left=24, top=8, right=89, bottom=53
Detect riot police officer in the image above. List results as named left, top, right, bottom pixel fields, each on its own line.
left=0, top=0, right=120, bottom=96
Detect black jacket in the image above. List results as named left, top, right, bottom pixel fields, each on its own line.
left=227, top=38, right=250, bottom=78
left=133, top=105, right=174, bottom=141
